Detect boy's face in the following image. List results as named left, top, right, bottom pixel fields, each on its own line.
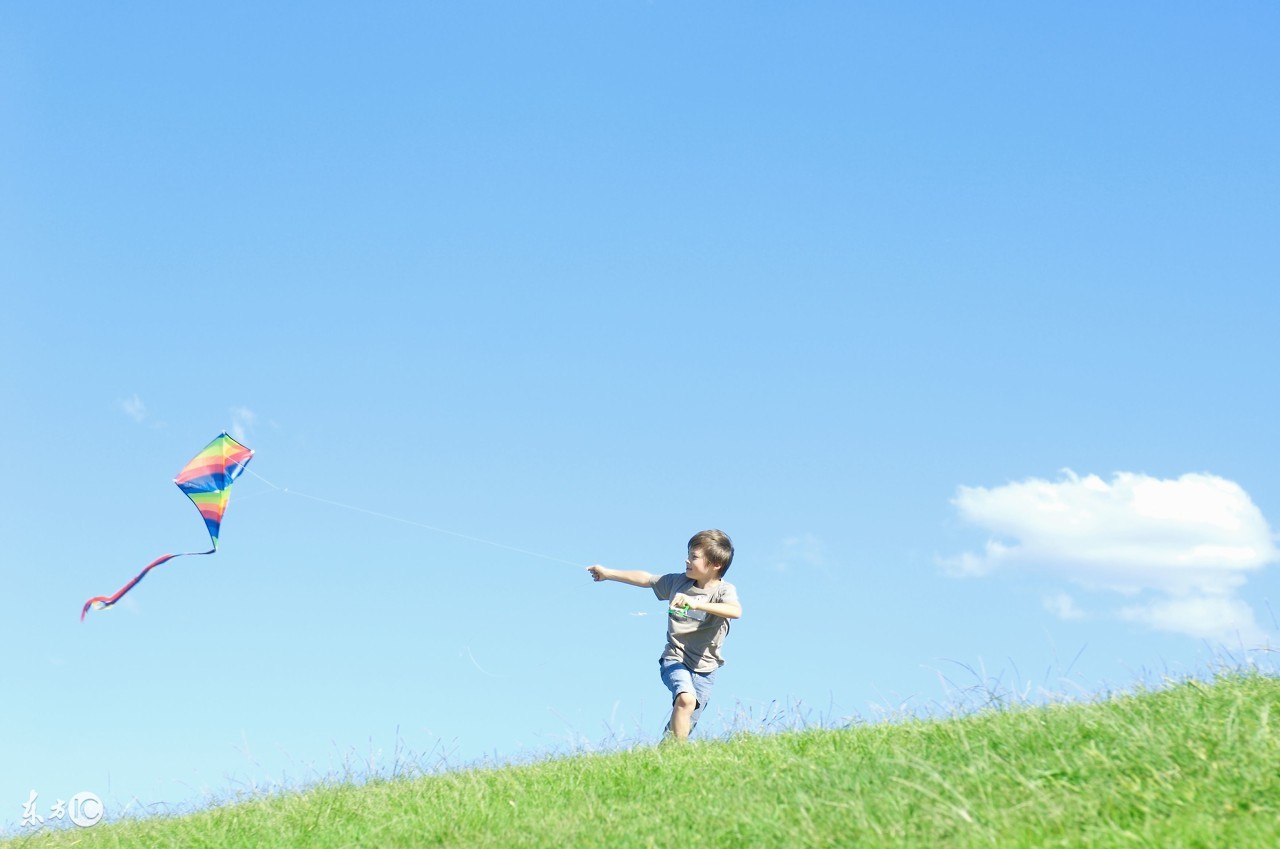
left=684, top=548, right=720, bottom=585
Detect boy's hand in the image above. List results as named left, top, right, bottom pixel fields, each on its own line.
left=586, top=565, right=611, bottom=582
left=671, top=592, right=698, bottom=611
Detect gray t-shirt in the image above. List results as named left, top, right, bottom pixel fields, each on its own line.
left=652, top=574, right=739, bottom=673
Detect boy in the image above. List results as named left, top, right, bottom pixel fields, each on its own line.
left=587, top=529, right=742, bottom=741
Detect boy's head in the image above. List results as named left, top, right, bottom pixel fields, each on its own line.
left=688, top=529, right=734, bottom=576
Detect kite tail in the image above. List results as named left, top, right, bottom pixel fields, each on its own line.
left=80, top=549, right=215, bottom=621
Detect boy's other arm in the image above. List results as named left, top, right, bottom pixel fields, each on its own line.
left=672, top=593, right=742, bottom=620
left=586, top=566, right=659, bottom=588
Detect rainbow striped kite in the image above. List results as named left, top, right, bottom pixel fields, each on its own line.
left=81, top=433, right=254, bottom=620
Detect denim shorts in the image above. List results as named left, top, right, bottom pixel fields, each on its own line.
left=659, top=658, right=716, bottom=731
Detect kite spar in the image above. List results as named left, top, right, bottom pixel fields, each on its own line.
left=81, top=432, right=254, bottom=620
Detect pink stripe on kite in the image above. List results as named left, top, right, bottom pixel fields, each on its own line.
left=176, top=462, right=223, bottom=483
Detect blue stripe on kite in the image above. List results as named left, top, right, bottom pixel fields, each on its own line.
left=178, top=473, right=231, bottom=493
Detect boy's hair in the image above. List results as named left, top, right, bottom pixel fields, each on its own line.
left=689, top=529, right=734, bottom=575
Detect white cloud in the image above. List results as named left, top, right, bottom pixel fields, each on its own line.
left=120, top=394, right=147, bottom=422
left=774, top=533, right=828, bottom=574
left=945, top=470, right=1278, bottom=642
left=1119, top=596, right=1264, bottom=643
left=1043, top=592, right=1086, bottom=621
left=230, top=407, right=257, bottom=442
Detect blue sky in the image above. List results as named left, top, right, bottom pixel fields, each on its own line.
left=4, top=1, right=1279, bottom=832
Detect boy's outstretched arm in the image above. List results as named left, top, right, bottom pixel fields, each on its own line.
left=587, top=565, right=658, bottom=588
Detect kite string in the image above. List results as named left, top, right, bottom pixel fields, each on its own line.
left=244, top=468, right=585, bottom=568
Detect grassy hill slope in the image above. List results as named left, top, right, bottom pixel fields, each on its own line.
left=9, top=672, right=1278, bottom=848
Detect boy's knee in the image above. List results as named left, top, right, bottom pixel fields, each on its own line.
left=674, top=691, right=697, bottom=711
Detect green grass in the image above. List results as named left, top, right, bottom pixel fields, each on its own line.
left=9, top=672, right=1278, bottom=847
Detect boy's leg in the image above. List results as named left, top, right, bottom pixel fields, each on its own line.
left=660, top=660, right=696, bottom=741
left=659, top=660, right=716, bottom=741
left=688, top=667, right=715, bottom=734
left=670, top=692, right=697, bottom=740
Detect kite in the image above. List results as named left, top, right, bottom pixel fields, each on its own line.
left=81, top=432, right=254, bottom=620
